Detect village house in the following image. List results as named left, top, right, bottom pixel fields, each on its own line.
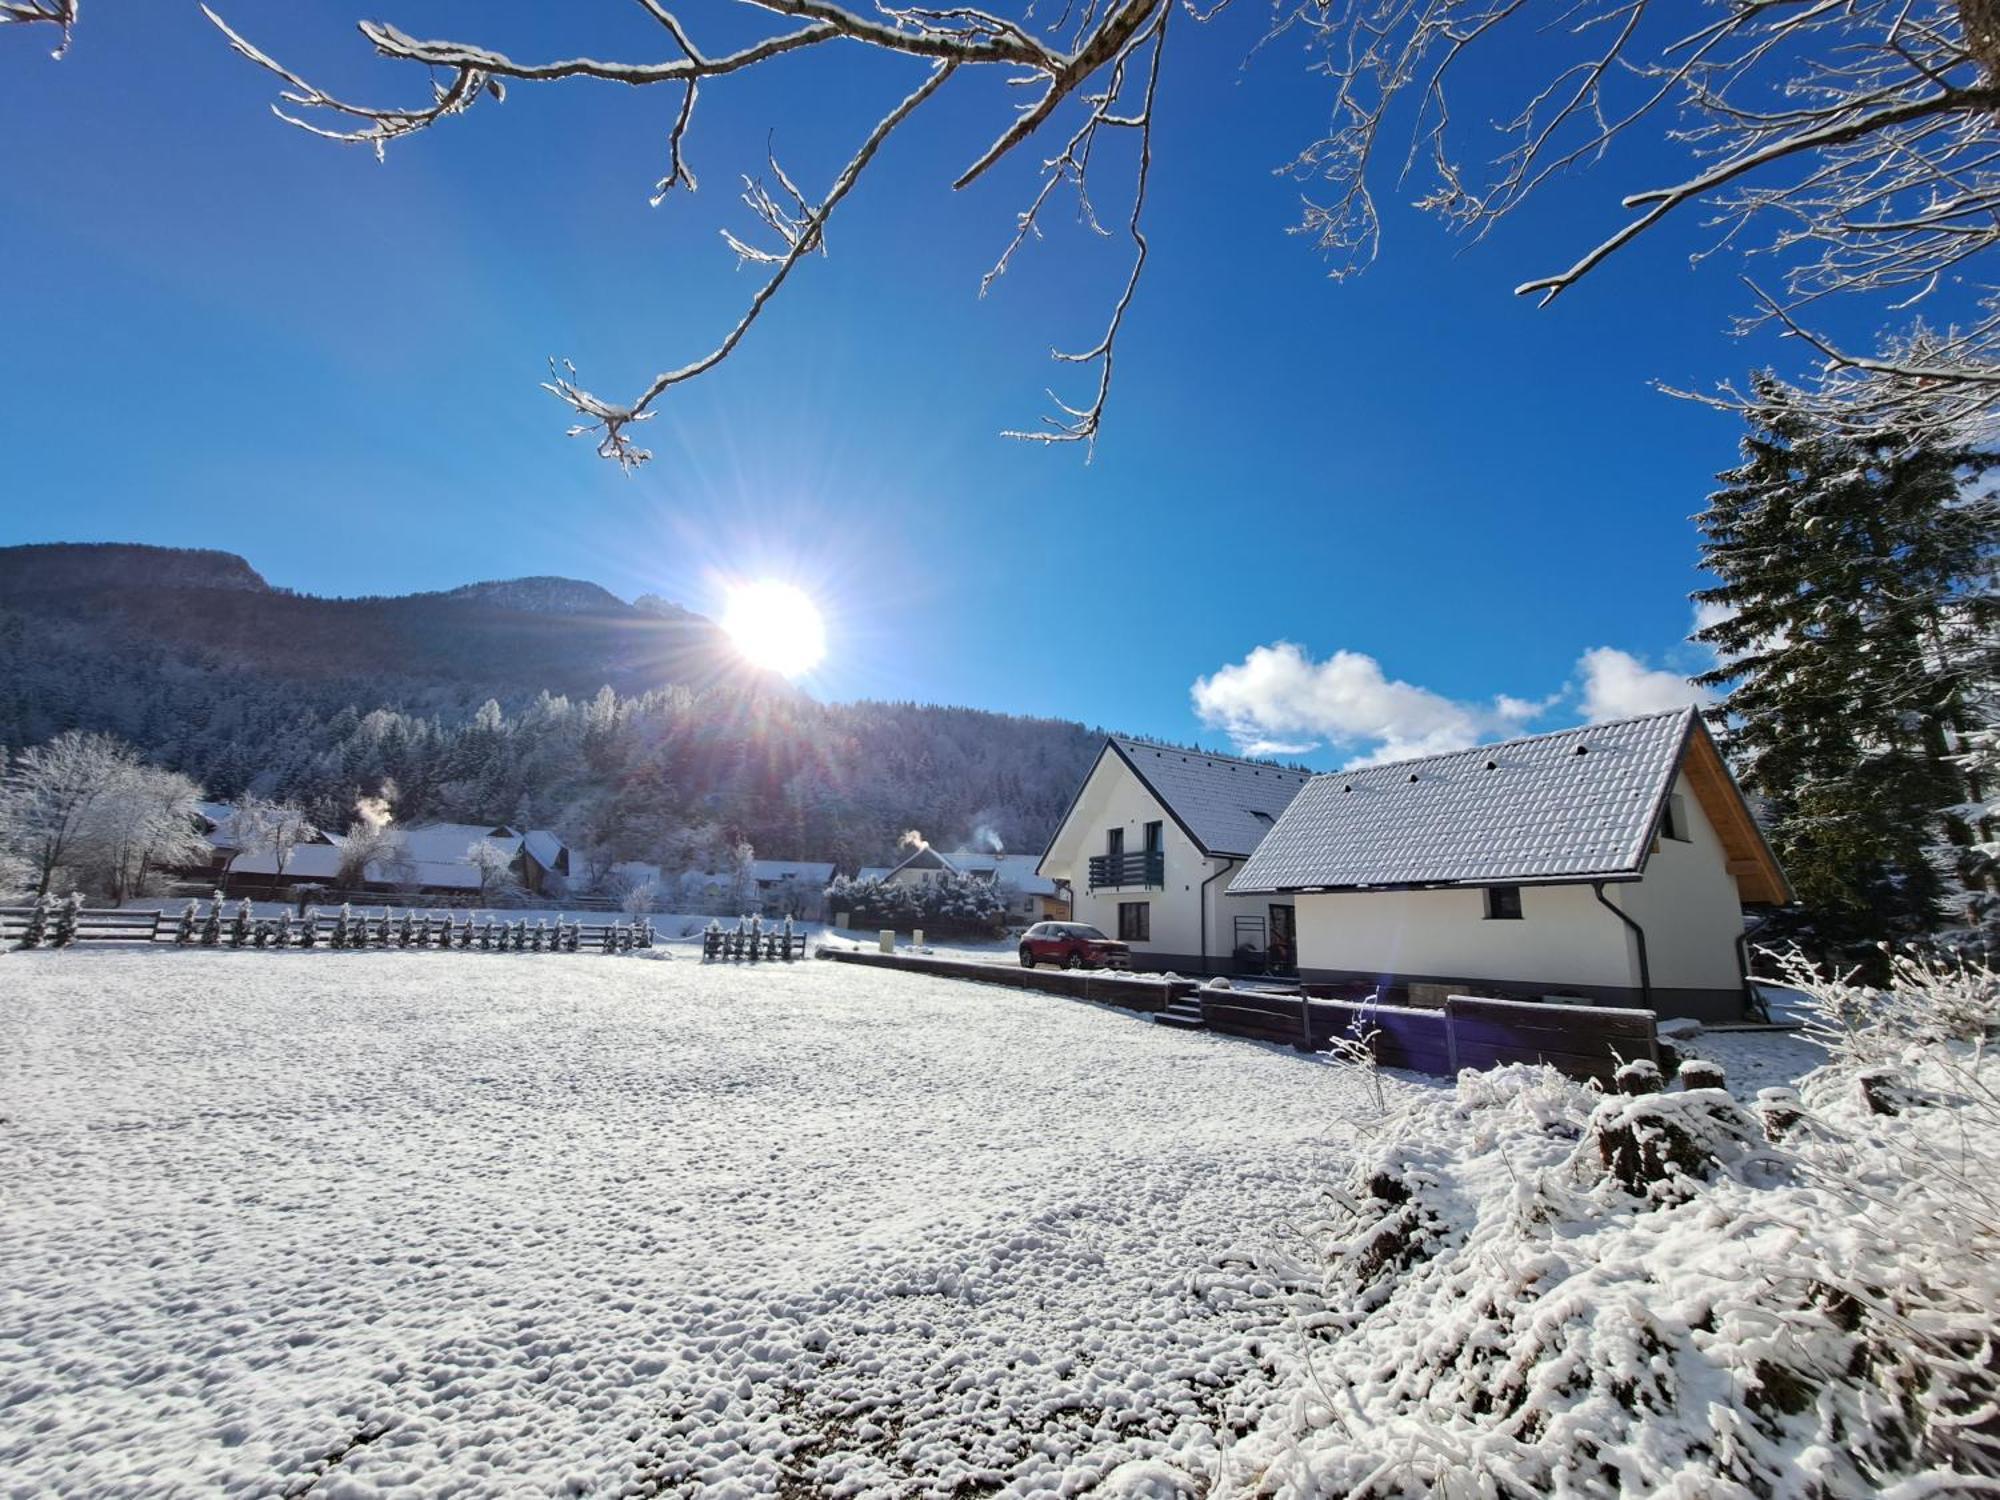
left=203, top=811, right=571, bottom=901
left=1228, top=707, right=1790, bottom=1021
left=1035, top=739, right=1315, bottom=973
left=872, top=845, right=1071, bottom=922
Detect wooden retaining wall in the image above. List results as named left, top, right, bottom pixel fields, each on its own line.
left=817, top=948, right=1180, bottom=1014
left=818, top=949, right=1659, bottom=1084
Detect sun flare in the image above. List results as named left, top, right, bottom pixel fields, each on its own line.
left=720, top=580, right=827, bottom=677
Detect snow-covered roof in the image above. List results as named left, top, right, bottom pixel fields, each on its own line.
left=229, top=845, right=344, bottom=880
left=394, top=823, right=521, bottom=862
left=1103, top=739, right=1314, bottom=859
left=522, top=829, right=567, bottom=870
left=856, top=866, right=892, bottom=883
left=754, top=861, right=835, bottom=884
left=885, top=845, right=956, bottom=877
left=942, top=851, right=1059, bottom=896
left=194, top=801, right=238, bottom=836
left=1230, top=709, right=1703, bottom=895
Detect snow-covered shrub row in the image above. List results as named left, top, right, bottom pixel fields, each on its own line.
left=823, top=872, right=1007, bottom=936
left=1225, top=952, right=2000, bottom=1497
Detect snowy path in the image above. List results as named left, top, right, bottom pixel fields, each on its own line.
left=0, top=950, right=1411, bottom=1497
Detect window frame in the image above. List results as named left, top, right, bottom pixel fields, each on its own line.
left=1117, top=901, right=1151, bottom=942
left=1484, top=885, right=1524, bottom=921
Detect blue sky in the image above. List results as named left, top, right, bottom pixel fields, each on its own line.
left=0, top=3, right=1918, bottom=766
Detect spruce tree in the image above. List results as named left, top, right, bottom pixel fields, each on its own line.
left=1695, top=374, right=1995, bottom=968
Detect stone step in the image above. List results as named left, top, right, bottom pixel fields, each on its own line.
left=1153, top=1010, right=1206, bottom=1030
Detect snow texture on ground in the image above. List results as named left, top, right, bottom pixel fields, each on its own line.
left=3, top=949, right=1421, bottom=1497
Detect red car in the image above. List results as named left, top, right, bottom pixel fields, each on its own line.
left=1019, top=922, right=1132, bottom=971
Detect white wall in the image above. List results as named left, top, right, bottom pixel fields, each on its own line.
left=1041, top=750, right=1265, bottom=965
left=1294, top=882, right=1637, bottom=992
left=1613, top=772, right=1747, bottom=994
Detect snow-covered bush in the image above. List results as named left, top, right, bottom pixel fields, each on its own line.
left=298, top=907, right=318, bottom=948
left=229, top=899, right=252, bottom=948
left=48, top=893, right=81, bottom=948
left=199, top=894, right=224, bottom=947
left=172, top=898, right=197, bottom=946
left=16, top=894, right=52, bottom=949
left=1229, top=952, right=2000, bottom=1496
left=823, top=873, right=1007, bottom=936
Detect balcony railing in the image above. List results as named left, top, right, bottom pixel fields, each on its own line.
left=1087, top=850, right=1164, bottom=890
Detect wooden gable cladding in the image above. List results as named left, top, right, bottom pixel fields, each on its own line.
left=1679, top=719, right=1792, bottom=906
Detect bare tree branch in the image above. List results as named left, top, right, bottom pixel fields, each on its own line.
left=1, top=0, right=76, bottom=58
left=1284, top=0, right=2000, bottom=443
left=199, top=0, right=1182, bottom=466
left=541, top=61, right=957, bottom=469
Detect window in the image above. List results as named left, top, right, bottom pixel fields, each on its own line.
left=1106, top=827, right=1125, bottom=860
left=1485, top=885, right=1523, bottom=921
left=1143, top=820, right=1163, bottom=854
left=1118, top=902, right=1151, bottom=941
left=1662, top=793, right=1690, bottom=842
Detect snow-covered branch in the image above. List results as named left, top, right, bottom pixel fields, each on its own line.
left=1286, top=0, right=2000, bottom=439
left=203, top=0, right=1171, bottom=465
left=0, top=0, right=75, bottom=58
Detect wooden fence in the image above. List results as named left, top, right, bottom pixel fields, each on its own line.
left=816, top=949, right=1659, bottom=1083
left=702, top=927, right=809, bottom=962
left=1, top=902, right=659, bottom=955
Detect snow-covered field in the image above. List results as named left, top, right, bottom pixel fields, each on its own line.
left=2, top=948, right=1424, bottom=1496
left=0, top=949, right=1840, bottom=1497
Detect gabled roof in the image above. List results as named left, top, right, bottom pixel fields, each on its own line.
left=521, top=829, right=568, bottom=871
left=942, top=850, right=1060, bottom=896
left=1229, top=708, right=1789, bottom=904
left=885, top=845, right=957, bottom=877
left=1044, top=738, right=1312, bottom=863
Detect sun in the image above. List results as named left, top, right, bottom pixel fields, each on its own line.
left=720, top=580, right=827, bottom=677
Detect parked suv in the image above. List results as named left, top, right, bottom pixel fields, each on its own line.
left=1019, top=922, right=1132, bottom=971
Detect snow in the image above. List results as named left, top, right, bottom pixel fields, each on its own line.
left=0, top=949, right=1421, bottom=1495
left=0, top=946, right=1866, bottom=1496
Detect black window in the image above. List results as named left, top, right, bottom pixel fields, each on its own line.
left=1107, top=827, right=1124, bottom=860
left=1485, top=885, right=1523, bottom=921
left=1118, top=902, right=1150, bottom=941
left=1143, top=820, right=1163, bottom=854
left=1662, top=793, right=1690, bottom=842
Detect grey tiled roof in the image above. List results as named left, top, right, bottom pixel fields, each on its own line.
left=1228, top=709, right=1696, bottom=894
left=1112, top=739, right=1315, bottom=858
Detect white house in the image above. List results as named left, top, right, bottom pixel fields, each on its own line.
left=873, top=845, right=1070, bottom=921
left=1036, top=738, right=1315, bottom=974
left=1228, top=708, right=1791, bottom=1021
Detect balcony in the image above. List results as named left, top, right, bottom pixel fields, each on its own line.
left=1087, top=850, right=1164, bottom=890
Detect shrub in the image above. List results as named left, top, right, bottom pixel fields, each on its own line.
left=1228, top=950, right=2000, bottom=1496
left=822, top=873, right=1006, bottom=936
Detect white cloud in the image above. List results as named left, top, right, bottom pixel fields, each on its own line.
left=1576, top=646, right=1712, bottom=722
left=1691, top=599, right=1735, bottom=637
left=1190, top=643, right=1542, bottom=765
left=1190, top=639, right=1712, bottom=766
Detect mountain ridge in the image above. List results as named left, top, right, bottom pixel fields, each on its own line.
left=0, top=542, right=1109, bottom=862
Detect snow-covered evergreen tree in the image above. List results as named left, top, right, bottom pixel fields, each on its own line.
left=1696, top=375, right=1996, bottom=968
